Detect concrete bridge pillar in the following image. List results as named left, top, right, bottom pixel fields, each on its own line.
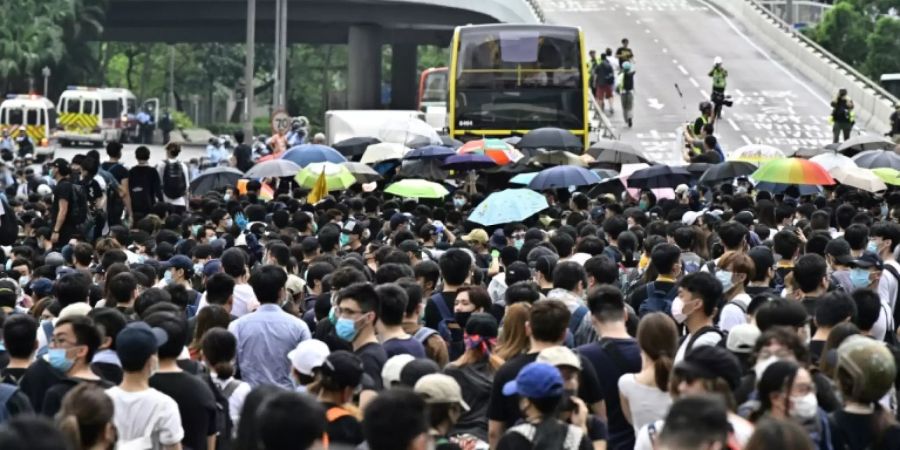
left=391, top=43, right=418, bottom=110
left=348, top=24, right=383, bottom=109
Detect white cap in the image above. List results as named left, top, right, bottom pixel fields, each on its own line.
left=682, top=210, right=703, bottom=226
left=58, top=302, right=92, bottom=320
left=381, top=354, right=415, bottom=387
left=537, top=346, right=582, bottom=370
left=675, top=184, right=689, bottom=195
left=714, top=56, right=723, bottom=65
left=287, top=339, right=330, bottom=376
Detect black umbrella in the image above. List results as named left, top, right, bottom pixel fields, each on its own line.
left=333, top=137, right=380, bottom=158
left=587, top=177, right=625, bottom=197
left=484, top=158, right=535, bottom=175
left=627, top=165, right=691, bottom=189
left=189, top=166, right=244, bottom=195
left=686, top=163, right=712, bottom=176
left=698, top=161, right=757, bottom=185
left=397, top=160, right=449, bottom=181
left=587, top=139, right=649, bottom=164
left=518, top=127, right=583, bottom=151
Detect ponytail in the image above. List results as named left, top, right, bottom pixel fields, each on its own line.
left=214, top=361, right=235, bottom=380
left=58, top=415, right=83, bottom=450
left=653, top=354, right=673, bottom=392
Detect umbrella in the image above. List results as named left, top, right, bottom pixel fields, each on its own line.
left=838, top=134, right=896, bottom=154
left=794, top=146, right=837, bottom=159
left=529, top=149, right=586, bottom=167
left=518, top=127, right=583, bottom=151
left=810, top=152, right=857, bottom=171
left=384, top=179, right=450, bottom=198
left=468, top=188, right=549, bottom=226
left=243, top=159, right=301, bottom=179
left=619, top=163, right=675, bottom=201
left=341, top=162, right=382, bottom=183
left=189, top=166, right=244, bottom=195
left=510, top=172, right=540, bottom=185
left=459, top=139, right=523, bottom=165
left=729, top=144, right=786, bottom=163
left=697, top=161, right=757, bottom=185
left=361, top=142, right=411, bottom=165
left=830, top=165, right=887, bottom=192
left=852, top=150, right=900, bottom=170
left=627, top=165, right=692, bottom=189
left=685, top=163, right=712, bottom=176
left=379, top=117, right=441, bottom=147
left=587, top=139, right=650, bottom=164
left=281, top=144, right=347, bottom=167
left=587, top=177, right=627, bottom=197
left=504, top=136, right=522, bottom=146
left=754, top=182, right=823, bottom=196
left=332, top=136, right=380, bottom=158
left=295, top=162, right=357, bottom=191
left=751, top=158, right=835, bottom=185
left=873, top=168, right=900, bottom=186
left=404, top=145, right=456, bottom=161
left=592, top=168, right=620, bottom=180
left=442, top=154, right=498, bottom=171
left=528, top=166, right=602, bottom=190
left=397, top=160, right=449, bottom=181
left=440, top=135, right=464, bottom=149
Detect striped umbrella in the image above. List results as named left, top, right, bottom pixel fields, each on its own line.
left=751, top=158, right=835, bottom=185
left=458, top=139, right=523, bottom=166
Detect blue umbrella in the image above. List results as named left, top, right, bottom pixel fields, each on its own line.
left=510, top=172, right=539, bottom=185
left=755, top=182, right=823, bottom=196
left=468, top=188, right=549, bottom=226
left=528, top=165, right=602, bottom=190
left=404, top=145, right=456, bottom=160
left=281, top=144, right=347, bottom=167
left=442, top=154, right=497, bottom=171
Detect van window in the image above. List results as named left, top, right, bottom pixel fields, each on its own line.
left=7, top=108, right=23, bottom=125
left=126, top=99, right=137, bottom=115
left=26, top=109, right=39, bottom=125
left=83, top=100, right=95, bottom=115
left=62, top=98, right=80, bottom=114
left=102, top=100, right=120, bottom=119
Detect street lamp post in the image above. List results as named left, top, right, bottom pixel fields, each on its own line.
left=41, top=66, right=51, bottom=96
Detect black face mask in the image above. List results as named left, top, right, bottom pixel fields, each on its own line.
left=454, top=311, right=472, bottom=329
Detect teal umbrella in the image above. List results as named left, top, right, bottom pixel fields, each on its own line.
left=468, top=188, right=549, bottom=226
left=510, top=172, right=539, bottom=185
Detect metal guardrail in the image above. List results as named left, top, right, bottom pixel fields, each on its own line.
left=589, top=93, right=618, bottom=142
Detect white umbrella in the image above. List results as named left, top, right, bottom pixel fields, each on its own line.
left=361, top=142, right=411, bottom=164
left=810, top=152, right=857, bottom=172
left=244, top=159, right=301, bottom=178
left=830, top=165, right=887, bottom=192
left=728, top=144, right=786, bottom=164
left=379, top=117, right=442, bottom=147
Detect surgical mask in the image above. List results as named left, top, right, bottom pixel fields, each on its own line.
left=455, top=311, right=472, bottom=328
left=193, top=263, right=204, bottom=274
left=514, top=238, right=524, bottom=250
left=225, top=218, right=234, bottom=229
left=790, top=392, right=818, bottom=420
left=671, top=297, right=688, bottom=323
left=867, top=240, right=879, bottom=254
left=754, top=355, right=778, bottom=380
left=163, top=270, right=174, bottom=285
left=223, top=194, right=232, bottom=202
left=716, top=270, right=734, bottom=292
left=453, top=198, right=466, bottom=209
left=335, top=317, right=359, bottom=342
left=850, top=268, right=871, bottom=289
left=47, top=348, right=74, bottom=373
left=18, top=275, right=29, bottom=287
left=4, top=260, right=11, bottom=271
left=639, top=200, right=649, bottom=211
left=340, top=233, right=350, bottom=247
left=312, top=222, right=319, bottom=234
left=328, top=306, right=338, bottom=325
left=191, top=224, right=202, bottom=237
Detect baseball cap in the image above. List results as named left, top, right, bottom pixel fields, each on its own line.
left=825, top=239, right=853, bottom=265
left=399, top=358, right=441, bottom=387
left=415, top=374, right=470, bottom=411
left=161, top=255, right=193, bottom=272
left=851, top=251, right=883, bottom=270
left=320, top=350, right=365, bottom=389
left=537, top=346, right=582, bottom=370
left=287, top=339, right=330, bottom=377
left=202, top=259, right=223, bottom=278
left=505, top=261, right=531, bottom=285
left=398, top=239, right=421, bottom=254
left=390, top=213, right=410, bottom=230
left=44, top=252, right=66, bottom=268
left=726, top=324, right=761, bottom=354
left=674, top=345, right=742, bottom=391
left=342, top=220, right=365, bottom=236
left=285, top=276, right=305, bottom=297
left=116, top=322, right=168, bottom=369
left=463, top=229, right=489, bottom=245
left=58, top=302, right=92, bottom=320
left=382, top=354, right=415, bottom=388
left=465, top=312, right=499, bottom=338
left=29, top=278, right=53, bottom=297
left=490, top=229, right=507, bottom=250
left=734, top=211, right=755, bottom=227
left=502, top=362, right=565, bottom=399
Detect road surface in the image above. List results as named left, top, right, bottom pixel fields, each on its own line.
left=543, top=0, right=845, bottom=164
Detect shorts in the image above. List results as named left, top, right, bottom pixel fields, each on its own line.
left=596, top=85, right=613, bottom=99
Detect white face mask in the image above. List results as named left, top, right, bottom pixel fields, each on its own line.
left=671, top=296, right=688, bottom=324
left=754, top=355, right=779, bottom=380
left=790, top=392, right=818, bottom=420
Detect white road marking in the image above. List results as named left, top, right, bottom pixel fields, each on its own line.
left=701, top=89, right=710, bottom=98
left=742, top=135, right=753, bottom=145
left=672, top=59, right=678, bottom=64
left=689, top=77, right=700, bottom=87
left=678, top=65, right=689, bottom=75
left=728, top=118, right=741, bottom=131
left=645, top=28, right=651, bottom=33
left=662, top=48, right=669, bottom=53
left=785, top=98, right=794, bottom=106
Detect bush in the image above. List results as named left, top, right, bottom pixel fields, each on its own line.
left=206, top=120, right=269, bottom=137
left=171, top=110, right=194, bottom=129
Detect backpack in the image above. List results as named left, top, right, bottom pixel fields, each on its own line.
left=681, top=255, right=701, bottom=274
left=68, top=182, right=89, bottom=226
left=414, top=327, right=440, bottom=345
left=569, top=305, right=589, bottom=336
left=638, top=282, right=678, bottom=317
left=162, top=161, right=187, bottom=199
left=0, top=383, right=18, bottom=424
left=0, top=196, right=18, bottom=245
left=507, top=420, right=585, bottom=450
left=430, top=292, right=458, bottom=342
left=322, top=406, right=355, bottom=448
left=683, top=325, right=729, bottom=354
left=206, top=375, right=236, bottom=450
left=99, top=167, right=122, bottom=214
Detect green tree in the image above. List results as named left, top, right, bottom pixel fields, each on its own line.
left=0, top=2, right=67, bottom=90
left=813, top=1, right=870, bottom=67
left=863, top=16, right=900, bottom=79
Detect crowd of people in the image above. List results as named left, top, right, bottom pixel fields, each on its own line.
left=2, top=135, right=900, bottom=450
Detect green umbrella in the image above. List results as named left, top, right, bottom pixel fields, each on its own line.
left=384, top=179, right=450, bottom=199
left=295, top=162, right=357, bottom=191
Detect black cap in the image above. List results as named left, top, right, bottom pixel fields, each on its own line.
left=465, top=312, right=499, bottom=338
left=851, top=251, right=883, bottom=270
left=301, top=236, right=319, bottom=253
left=734, top=211, right=755, bottom=227
left=399, top=358, right=440, bottom=387
left=675, top=345, right=742, bottom=391
left=320, top=350, right=364, bottom=389
left=116, top=322, right=168, bottom=370
left=825, top=239, right=852, bottom=265
left=398, top=240, right=421, bottom=254
left=342, top=220, right=366, bottom=236
left=505, top=261, right=531, bottom=285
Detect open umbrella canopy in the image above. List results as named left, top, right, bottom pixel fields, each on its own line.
left=468, top=188, right=549, bottom=226
left=361, top=142, right=411, bottom=165
left=404, top=145, right=456, bottom=161
left=754, top=182, right=823, bottom=196
left=295, top=162, right=357, bottom=191
left=510, top=172, right=540, bottom=185
left=528, top=165, right=602, bottom=190
left=397, top=159, right=449, bottom=181
left=592, top=168, right=620, bottom=180
left=873, top=168, right=900, bottom=186
left=190, top=166, right=244, bottom=195
left=384, top=179, right=450, bottom=198
left=459, top=139, right=522, bottom=165
left=685, top=163, right=712, bottom=176
left=332, top=136, right=380, bottom=158
left=830, top=165, right=886, bottom=192
left=341, top=162, right=382, bottom=183
left=440, top=135, right=464, bottom=148
left=627, top=165, right=691, bottom=189
left=529, top=149, right=586, bottom=167
left=852, top=150, right=900, bottom=170
left=379, top=117, right=441, bottom=147
left=587, top=139, right=649, bottom=164
left=244, top=159, right=301, bottom=179
left=838, top=134, right=896, bottom=154
left=442, top=154, right=498, bottom=171
left=810, top=152, right=857, bottom=171
left=751, top=158, right=835, bottom=185
left=281, top=144, right=347, bottom=167
left=698, top=161, right=757, bottom=185
left=729, top=144, right=786, bottom=164
left=518, top=127, right=583, bottom=151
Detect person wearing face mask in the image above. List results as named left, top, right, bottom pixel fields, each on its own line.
left=159, top=255, right=200, bottom=310
left=415, top=373, right=474, bottom=449
left=448, top=285, right=492, bottom=361
left=673, top=272, right=725, bottom=363
left=870, top=222, right=900, bottom=337
left=106, top=322, right=184, bottom=450
left=375, top=283, right=426, bottom=359
left=334, top=282, right=386, bottom=410
left=40, top=316, right=110, bottom=418
left=316, top=350, right=366, bottom=447
left=716, top=252, right=754, bottom=333
left=210, top=209, right=233, bottom=234
left=749, top=360, right=832, bottom=450
left=452, top=192, right=469, bottom=211
left=340, top=220, right=367, bottom=254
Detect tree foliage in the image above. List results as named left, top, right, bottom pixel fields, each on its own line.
left=811, top=0, right=900, bottom=81
left=813, top=1, right=870, bottom=67
left=863, top=16, right=900, bottom=79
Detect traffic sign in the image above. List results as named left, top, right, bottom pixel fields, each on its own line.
left=271, top=109, right=291, bottom=136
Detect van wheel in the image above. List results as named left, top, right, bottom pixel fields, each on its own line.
left=59, top=139, right=69, bottom=147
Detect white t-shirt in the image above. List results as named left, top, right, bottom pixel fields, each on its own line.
left=106, top=386, right=184, bottom=449
left=156, top=159, right=190, bottom=206
left=718, top=293, right=751, bottom=332
left=674, top=327, right=723, bottom=363
left=879, top=260, right=900, bottom=312
left=617, top=374, right=672, bottom=434
left=197, top=283, right=260, bottom=317
left=212, top=375, right=252, bottom=431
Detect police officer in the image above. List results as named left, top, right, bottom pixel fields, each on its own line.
left=15, top=128, right=33, bottom=158
left=831, top=88, right=854, bottom=144
left=709, top=57, right=729, bottom=120
left=136, top=109, right=153, bottom=144
left=692, top=101, right=714, bottom=137
left=889, top=103, right=900, bottom=144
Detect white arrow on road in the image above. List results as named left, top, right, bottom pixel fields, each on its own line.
left=647, top=98, right=664, bottom=110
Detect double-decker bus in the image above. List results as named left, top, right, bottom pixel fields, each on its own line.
left=448, top=24, right=590, bottom=148
left=417, top=67, right=448, bottom=112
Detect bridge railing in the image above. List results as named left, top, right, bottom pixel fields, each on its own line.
left=589, top=92, right=618, bottom=142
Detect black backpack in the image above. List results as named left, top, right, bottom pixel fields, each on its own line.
left=68, top=183, right=90, bottom=235
left=638, top=282, right=678, bottom=317
left=162, top=161, right=187, bottom=199
left=205, top=373, right=236, bottom=450
left=0, top=197, right=18, bottom=245
left=683, top=325, right=729, bottom=354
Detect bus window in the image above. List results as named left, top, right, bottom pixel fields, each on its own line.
left=26, top=109, right=39, bottom=125
left=102, top=100, right=120, bottom=119
left=7, top=108, right=23, bottom=125
left=83, top=100, right=95, bottom=115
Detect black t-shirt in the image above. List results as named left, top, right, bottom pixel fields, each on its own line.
left=577, top=338, right=642, bottom=450
left=496, top=422, right=593, bottom=450
left=101, top=162, right=129, bottom=183
left=18, top=358, right=65, bottom=412
left=831, top=409, right=900, bottom=450
left=321, top=402, right=364, bottom=446
left=355, top=342, right=387, bottom=390
left=425, top=291, right=457, bottom=331
left=51, top=179, right=75, bottom=229
left=42, top=377, right=113, bottom=417
left=150, top=371, right=218, bottom=450
left=382, top=337, right=426, bottom=359
left=128, top=165, right=162, bottom=214
left=233, top=144, right=254, bottom=172
left=0, top=367, right=26, bottom=385
left=810, top=340, right=826, bottom=365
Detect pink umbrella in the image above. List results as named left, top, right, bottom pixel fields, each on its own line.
left=621, top=164, right=675, bottom=201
